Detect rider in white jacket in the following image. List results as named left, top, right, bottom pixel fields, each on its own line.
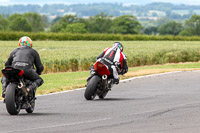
left=95, top=42, right=128, bottom=84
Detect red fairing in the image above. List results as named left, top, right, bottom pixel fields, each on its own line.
left=94, top=61, right=111, bottom=76
left=18, top=70, right=24, bottom=76
left=119, top=51, right=124, bottom=68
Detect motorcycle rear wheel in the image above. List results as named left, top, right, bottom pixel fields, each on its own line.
left=84, top=75, right=101, bottom=100
left=5, top=83, right=20, bottom=115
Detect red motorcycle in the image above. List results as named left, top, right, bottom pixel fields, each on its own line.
left=84, top=61, right=116, bottom=100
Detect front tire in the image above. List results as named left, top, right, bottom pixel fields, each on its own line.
left=5, top=83, right=20, bottom=115
left=84, top=75, right=101, bottom=100
left=98, top=91, right=108, bottom=99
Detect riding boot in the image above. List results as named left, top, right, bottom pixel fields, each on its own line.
left=1, top=76, right=7, bottom=98
left=111, top=65, right=120, bottom=84
left=2, top=87, right=6, bottom=98
left=87, top=65, right=95, bottom=82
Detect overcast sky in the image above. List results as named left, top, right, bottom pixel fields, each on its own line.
left=0, top=0, right=200, bottom=5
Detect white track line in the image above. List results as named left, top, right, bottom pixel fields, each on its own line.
left=5, top=117, right=112, bottom=133
left=0, top=70, right=190, bottom=102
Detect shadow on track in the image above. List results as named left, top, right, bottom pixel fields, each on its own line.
left=94, top=98, right=136, bottom=101
left=18, top=112, right=61, bottom=116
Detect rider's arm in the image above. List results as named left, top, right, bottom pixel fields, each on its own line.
left=120, top=53, right=128, bottom=75
left=33, top=49, right=44, bottom=75
left=96, top=48, right=110, bottom=60
left=5, top=48, right=18, bottom=66
left=122, top=59, right=128, bottom=74
left=96, top=52, right=104, bottom=60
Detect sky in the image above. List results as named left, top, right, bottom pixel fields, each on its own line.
left=0, top=0, right=200, bottom=5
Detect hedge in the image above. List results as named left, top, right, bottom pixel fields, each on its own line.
left=0, top=31, right=200, bottom=41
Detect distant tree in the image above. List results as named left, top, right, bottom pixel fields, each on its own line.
left=144, top=26, right=158, bottom=35
left=61, top=23, right=87, bottom=33
left=0, top=15, right=8, bottom=31
left=24, top=13, right=45, bottom=32
left=158, top=21, right=183, bottom=35
left=179, top=15, right=200, bottom=36
left=8, top=14, right=32, bottom=32
left=50, top=15, right=78, bottom=32
left=155, top=17, right=171, bottom=27
left=111, top=15, right=142, bottom=34
left=51, top=16, right=62, bottom=25
left=87, top=12, right=113, bottom=33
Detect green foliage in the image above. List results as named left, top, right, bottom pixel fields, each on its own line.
left=24, top=13, right=45, bottom=32
left=8, top=14, right=32, bottom=32
left=111, top=15, right=142, bottom=34
left=86, top=12, right=113, bottom=33
left=0, top=15, right=8, bottom=31
left=50, top=15, right=78, bottom=32
left=158, top=21, right=183, bottom=35
left=180, top=15, right=200, bottom=36
left=61, top=23, right=87, bottom=33
left=144, top=27, right=158, bottom=35
left=1, top=32, right=200, bottom=41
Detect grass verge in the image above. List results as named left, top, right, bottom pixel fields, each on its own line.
left=0, top=61, right=200, bottom=100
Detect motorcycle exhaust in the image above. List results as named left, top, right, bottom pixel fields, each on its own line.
left=18, top=82, right=23, bottom=89
left=102, top=75, right=107, bottom=80
left=18, top=81, right=28, bottom=96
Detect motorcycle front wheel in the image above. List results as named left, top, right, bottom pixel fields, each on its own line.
left=26, top=98, right=35, bottom=113
left=98, top=91, right=108, bottom=99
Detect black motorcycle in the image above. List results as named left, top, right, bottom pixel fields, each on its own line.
left=84, top=61, right=117, bottom=100
left=2, top=67, right=36, bottom=115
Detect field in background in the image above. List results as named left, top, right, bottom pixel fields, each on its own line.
left=1, top=41, right=200, bottom=74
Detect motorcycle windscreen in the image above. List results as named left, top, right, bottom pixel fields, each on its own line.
left=93, top=61, right=111, bottom=76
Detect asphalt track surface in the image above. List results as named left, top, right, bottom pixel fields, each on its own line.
left=1, top=71, right=200, bottom=133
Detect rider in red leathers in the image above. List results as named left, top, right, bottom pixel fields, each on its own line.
left=89, top=42, right=128, bottom=84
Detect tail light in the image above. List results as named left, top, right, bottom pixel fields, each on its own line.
left=18, top=70, right=24, bottom=76
left=2, top=73, right=5, bottom=76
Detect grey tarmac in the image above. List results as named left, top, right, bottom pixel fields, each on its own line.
left=1, top=71, right=200, bottom=133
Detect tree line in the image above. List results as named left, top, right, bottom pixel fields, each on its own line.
left=0, top=12, right=200, bottom=36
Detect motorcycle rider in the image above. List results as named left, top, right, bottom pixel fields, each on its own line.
left=90, top=42, right=128, bottom=84
left=1, top=36, right=44, bottom=98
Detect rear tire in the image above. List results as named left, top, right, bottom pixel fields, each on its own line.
left=84, top=75, right=101, bottom=100
left=5, top=84, right=20, bottom=115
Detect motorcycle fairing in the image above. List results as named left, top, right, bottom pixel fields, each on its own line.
left=93, top=61, right=111, bottom=76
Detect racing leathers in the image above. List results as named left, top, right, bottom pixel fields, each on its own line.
left=1, top=46, right=44, bottom=98
left=95, top=46, right=128, bottom=84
